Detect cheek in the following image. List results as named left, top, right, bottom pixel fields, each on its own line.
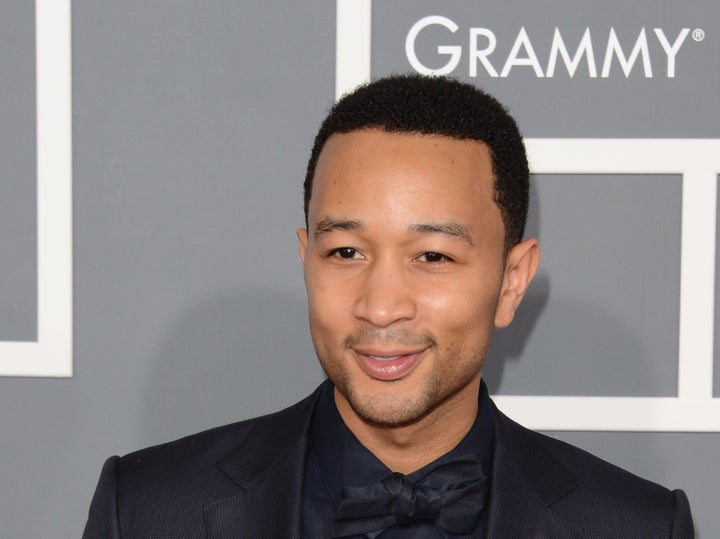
left=421, top=277, right=500, bottom=329
left=305, top=261, right=331, bottom=307
left=306, top=274, right=352, bottom=334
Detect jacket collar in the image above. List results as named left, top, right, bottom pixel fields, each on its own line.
left=487, top=405, right=584, bottom=538
left=203, top=387, right=322, bottom=539
left=202, top=385, right=585, bottom=538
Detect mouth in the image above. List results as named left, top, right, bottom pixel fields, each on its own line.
left=352, top=348, right=427, bottom=381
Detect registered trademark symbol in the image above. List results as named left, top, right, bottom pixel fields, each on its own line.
left=692, top=28, right=705, bottom=42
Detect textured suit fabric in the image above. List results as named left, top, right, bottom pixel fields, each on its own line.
left=83, top=384, right=694, bottom=538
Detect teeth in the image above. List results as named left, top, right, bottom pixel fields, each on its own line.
left=369, top=355, right=401, bottom=361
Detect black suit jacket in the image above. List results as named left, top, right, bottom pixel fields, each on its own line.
left=83, top=385, right=694, bottom=538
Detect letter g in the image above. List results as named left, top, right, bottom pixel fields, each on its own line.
left=406, top=16, right=461, bottom=75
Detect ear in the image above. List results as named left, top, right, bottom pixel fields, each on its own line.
left=494, top=238, right=540, bottom=328
left=297, top=227, right=308, bottom=263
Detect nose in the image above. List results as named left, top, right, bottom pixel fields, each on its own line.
left=352, top=258, right=416, bottom=328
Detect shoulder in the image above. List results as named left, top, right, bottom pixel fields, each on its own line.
left=493, top=409, right=694, bottom=537
left=84, top=387, right=321, bottom=538
left=498, top=410, right=669, bottom=496
left=117, top=386, right=320, bottom=478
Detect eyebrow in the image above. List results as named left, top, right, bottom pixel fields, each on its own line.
left=312, top=217, right=474, bottom=246
left=408, top=222, right=475, bottom=246
left=313, top=217, right=365, bottom=240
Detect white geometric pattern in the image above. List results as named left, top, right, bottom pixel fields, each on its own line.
left=498, top=139, right=720, bottom=431
left=0, top=0, right=73, bottom=377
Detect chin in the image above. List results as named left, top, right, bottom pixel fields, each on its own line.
left=342, top=383, right=440, bottom=428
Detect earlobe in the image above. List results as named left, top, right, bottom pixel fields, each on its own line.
left=494, top=239, right=540, bottom=328
left=297, top=228, right=308, bottom=263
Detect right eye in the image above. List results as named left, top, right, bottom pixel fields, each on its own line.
left=328, top=247, right=362, bottom=260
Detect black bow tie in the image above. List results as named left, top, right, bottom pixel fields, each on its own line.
left=331, top=455, right=487, bottom=538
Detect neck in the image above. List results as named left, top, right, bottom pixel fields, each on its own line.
left=334, top=377, right=481, bottom=474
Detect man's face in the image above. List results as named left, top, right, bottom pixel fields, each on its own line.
left=298, top=129, right=533, bottom=429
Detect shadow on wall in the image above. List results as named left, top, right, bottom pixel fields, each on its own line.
left=139, top=287, right=324, bottom=447
left=484, top=174, right=548, bottom=394
left=487, top=285, right=668, bottom=397
left=484, top=177, right=672, bottom=397
left=485, top=273, right=550, bottom=393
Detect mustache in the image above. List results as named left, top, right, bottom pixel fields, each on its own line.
left=344, top=327, right=436, bottom=349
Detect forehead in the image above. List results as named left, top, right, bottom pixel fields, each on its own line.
left=309, top=129, right=500, bottom=228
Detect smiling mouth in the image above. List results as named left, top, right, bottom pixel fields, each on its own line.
left=353, top=349, right=426, bottom=381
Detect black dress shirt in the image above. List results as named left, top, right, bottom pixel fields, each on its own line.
left=301, top=380, right=495, bottom=538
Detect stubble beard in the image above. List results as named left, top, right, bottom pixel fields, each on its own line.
left=314, top=327, right=489, bottom=429
left=331, top=366, right=442, bottom=428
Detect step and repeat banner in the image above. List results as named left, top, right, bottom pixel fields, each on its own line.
left=0, top=1, right=718, bottom=536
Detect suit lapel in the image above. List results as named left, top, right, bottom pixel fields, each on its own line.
left=204, top=439, right=306, bottom=539
left=203, top=387, right=322, bottom=539
left=486, top=407, right=584, bottom=539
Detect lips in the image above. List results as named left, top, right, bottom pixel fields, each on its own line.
left=353, top=349, right=425, bottom=381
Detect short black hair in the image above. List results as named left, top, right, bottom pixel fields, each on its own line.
left=303, top=74, right=529, bottom=249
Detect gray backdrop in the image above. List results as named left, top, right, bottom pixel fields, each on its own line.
left=0, top=1, right=718, bottom=537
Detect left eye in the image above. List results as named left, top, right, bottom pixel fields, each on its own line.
left=417, top=252, right=451, bottom=263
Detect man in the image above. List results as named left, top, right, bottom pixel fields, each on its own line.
left=84, top=75, right=693, bottom=538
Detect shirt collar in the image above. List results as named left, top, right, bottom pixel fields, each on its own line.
left=309, top=379, right=495, bottom=506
